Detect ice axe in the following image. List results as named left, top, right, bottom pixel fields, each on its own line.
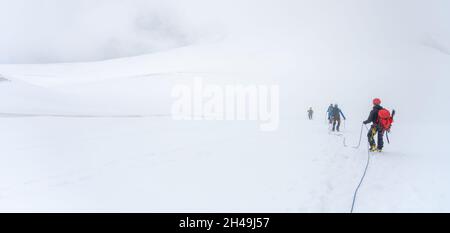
left=385, top=109, right=396, bottom=144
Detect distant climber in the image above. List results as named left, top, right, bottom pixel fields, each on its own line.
left=307, top=107, right=314, bottom=120
left=326, top=104, right=334, bottom=124
left=0, top=74, right=8, bottom=82
left=331, top=104, right=346, bottom=132
left=363, top=98, right=395, bottom=152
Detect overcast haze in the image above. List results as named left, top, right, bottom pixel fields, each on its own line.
left=1, top=0, right=450, bottom=213
left=0, top=0, right=449, bottom=63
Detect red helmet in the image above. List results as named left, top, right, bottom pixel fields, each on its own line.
left=373, top=98, right=381, bottom=105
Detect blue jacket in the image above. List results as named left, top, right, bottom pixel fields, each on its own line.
left=327, top=105, right=334, bottom=117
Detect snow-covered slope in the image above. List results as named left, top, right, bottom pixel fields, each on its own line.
left=1, top=0, right=450, bottom=212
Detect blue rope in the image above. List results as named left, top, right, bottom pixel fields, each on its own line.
left=342, top=124, right=364, bottom=148
left=329, top=123, right=376, bottom=212
left=350, top=125, right=371, bottom=213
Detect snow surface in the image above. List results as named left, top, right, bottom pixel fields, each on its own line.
left=0, top=0, right=450, bottom=212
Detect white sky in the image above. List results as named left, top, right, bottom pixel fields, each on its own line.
left=0, top=0, right=448, bottom=64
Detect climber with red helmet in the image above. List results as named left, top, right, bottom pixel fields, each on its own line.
left=363, top=98, right=394, bottom=152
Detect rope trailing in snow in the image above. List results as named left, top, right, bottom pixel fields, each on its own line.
left=342, top=123, right=365, bottom=149
left=328, top=123, right=371, bottom=213
left=350, top=125, right=370, bottom=213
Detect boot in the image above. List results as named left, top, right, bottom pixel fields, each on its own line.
left=370, top=145, right=378, bottom=152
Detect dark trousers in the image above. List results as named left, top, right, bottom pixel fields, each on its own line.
left=368, top=125, right=384, bottom=149
left=308, top=113, right=313, bottom=120
left=332, top=118, right=341, bottom=131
